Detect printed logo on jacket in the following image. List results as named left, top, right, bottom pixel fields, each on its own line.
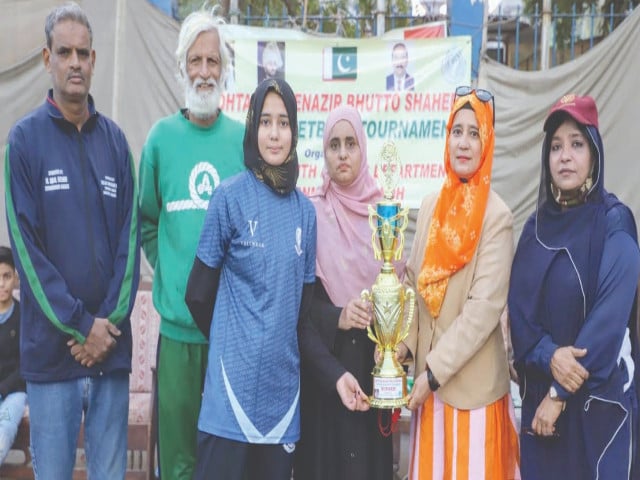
left=101, top=175, right=118, bottom=198
left=44, top=169, right=69, bottom=192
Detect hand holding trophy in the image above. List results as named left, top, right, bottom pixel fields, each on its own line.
left=361, top=141, right=415, bottom=409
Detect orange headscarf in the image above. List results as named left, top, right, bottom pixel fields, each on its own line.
left=417, top=91, right=495, bottom=318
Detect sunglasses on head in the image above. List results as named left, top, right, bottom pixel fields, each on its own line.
left=454, top=86, right=495, bottom=126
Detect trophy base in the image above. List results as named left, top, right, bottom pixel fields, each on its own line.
left=370, top=374, right=408, bottom=409
left=368, top=395, right=408, bottom=409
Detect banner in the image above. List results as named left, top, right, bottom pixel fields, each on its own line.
left=220, top=37, right=471, bottom=207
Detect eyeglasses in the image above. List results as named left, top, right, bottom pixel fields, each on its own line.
left=454, top=86, right=495, bottom=126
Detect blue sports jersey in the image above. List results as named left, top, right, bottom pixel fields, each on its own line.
left=196, top=171, right=316, bottom=444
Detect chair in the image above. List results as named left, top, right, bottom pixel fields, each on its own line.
left=126, top=290, right=160, bottom=479
left=0, top=414, right=32, bottom=479
left=0, top=290, right=160, bottom=480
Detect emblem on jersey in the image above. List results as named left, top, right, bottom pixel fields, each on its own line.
left=166, top=162, right=220, bottom=212
left=248, top=220, right=258, bottom=237
left=283, top=443, right=296, bottom=453
left=294, top=227, right=303, bottom=256
left=240, top=218, right=264, bottom=248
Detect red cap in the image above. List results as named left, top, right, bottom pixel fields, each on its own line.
left=543, top=94, right=599, bottom=131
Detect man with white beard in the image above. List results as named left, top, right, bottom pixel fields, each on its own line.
left=138, top=8, right=244, bottom=479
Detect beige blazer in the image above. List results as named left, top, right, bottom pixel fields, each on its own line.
left=404, top=190, right=514, bottom=410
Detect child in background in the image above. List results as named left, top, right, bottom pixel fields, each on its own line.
left=0, top=246, right=25, bottom=464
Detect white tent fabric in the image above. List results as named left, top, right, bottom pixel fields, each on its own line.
left=1, top=0, right=639, bottom=262
left=479, top=7, right=640, bottom=237
left=0, top=0, right=183, bottom=277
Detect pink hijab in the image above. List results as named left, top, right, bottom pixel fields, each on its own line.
left=310, top=106, right=383, bottom=306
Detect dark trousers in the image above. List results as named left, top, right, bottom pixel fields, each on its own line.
left=192, top=431, right=295, bottom=480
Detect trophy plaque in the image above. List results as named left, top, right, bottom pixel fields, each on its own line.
left=361, top=141, right=415, bottom=409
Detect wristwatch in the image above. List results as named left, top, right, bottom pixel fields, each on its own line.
left=427, top=368, right=440, bottom=392
left=549, top=385, right=567, bottom=411
left=549, top=386, right=561, bottom=401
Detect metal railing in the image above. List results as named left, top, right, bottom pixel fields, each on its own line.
left=490, top=2, right=637, bottom=70
left=236, top=4, right=432, bottom=38
left=171, top=1, right=637, bottom=71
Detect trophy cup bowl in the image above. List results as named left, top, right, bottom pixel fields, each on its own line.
left=361, top=142, right=415, bottom=409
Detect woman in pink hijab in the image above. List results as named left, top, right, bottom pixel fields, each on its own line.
left=294, top=106, right=393, bottom=480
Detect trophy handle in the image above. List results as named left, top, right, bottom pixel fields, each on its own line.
left=393, top=207, right=410, bottom=261
left=398, top=287, right=415, bottom=343
left=368, top=205, right=382, bottom=261
left=361, top=289, right=380, bottom=345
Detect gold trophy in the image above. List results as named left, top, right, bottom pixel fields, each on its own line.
left=361, top=141, right=415, bottom=409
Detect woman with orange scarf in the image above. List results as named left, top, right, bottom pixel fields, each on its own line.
left=399, top=87, right=520, bottom=479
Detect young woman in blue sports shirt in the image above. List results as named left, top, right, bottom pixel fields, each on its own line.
left=186, top=78, right=369, bottom=480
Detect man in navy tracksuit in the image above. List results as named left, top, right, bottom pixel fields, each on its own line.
left=4, top=4, right=139, bottom=478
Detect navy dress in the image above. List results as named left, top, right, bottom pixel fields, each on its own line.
left=510, top=121, right=640, bottom=479
left=514, top=210, right=639, bottom=479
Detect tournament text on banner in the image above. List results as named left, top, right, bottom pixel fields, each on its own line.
left=220, top=37, right=471, bottom=208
